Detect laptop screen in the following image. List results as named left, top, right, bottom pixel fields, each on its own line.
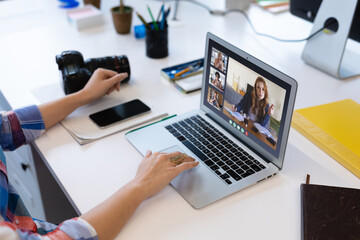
left=202, top=35, right=295, bottom=166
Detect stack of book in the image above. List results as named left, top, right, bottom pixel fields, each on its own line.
left=161, top=58, right=204, bottom=94
left=253, top=0, right=289, bottom=13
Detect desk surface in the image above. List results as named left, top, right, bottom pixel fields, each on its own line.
left=1, top=0, right=359, bottom=239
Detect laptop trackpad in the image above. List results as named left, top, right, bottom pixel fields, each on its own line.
left=161, top=145, right=224, bottom=209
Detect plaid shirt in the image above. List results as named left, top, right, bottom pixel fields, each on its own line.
left=0, top=106, right=98, bottom=239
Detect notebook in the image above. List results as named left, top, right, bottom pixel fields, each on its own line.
left=292, top=99, right=360, bottom=178
left=126, top=32, right=297, bottom=208
left=301, top=180, right=360, bottom=239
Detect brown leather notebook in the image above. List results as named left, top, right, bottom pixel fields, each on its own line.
left=301, top=183, right=360, bottom=240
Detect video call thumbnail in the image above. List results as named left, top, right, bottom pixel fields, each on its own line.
left=207, top=86, right=223, bottom=111
left=209, top=67, right=225, bottom=92
left=210, top=47, right=228, bottom=73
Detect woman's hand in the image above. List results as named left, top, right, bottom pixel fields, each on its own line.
left=134, top=150, right=199, bottom=199
left=268, top=104, right=274, bottom=116
left=79, top=68, right=128, bottom=104
left=232, top=104, right=237, bottom=112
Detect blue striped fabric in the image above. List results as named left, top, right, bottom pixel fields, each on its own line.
left=0, top=105, right=98, bottom=239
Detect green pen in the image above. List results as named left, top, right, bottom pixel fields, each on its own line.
left=125, top=114, right=177, bottom=135
left=147, top=5, right=159, bottom=31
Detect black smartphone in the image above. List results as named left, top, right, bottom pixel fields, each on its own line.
left=89, top=99, right=151, bottom=128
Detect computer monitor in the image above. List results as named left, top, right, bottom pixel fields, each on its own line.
left=290, top=0, right=360, bottom=79
left=290, top=0, right=360, bottom=42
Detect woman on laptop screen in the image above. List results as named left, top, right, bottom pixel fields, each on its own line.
left=232, top=76, right=274, bottom=129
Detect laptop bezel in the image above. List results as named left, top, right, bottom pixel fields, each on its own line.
left=200, top=32, right=298, bottom=170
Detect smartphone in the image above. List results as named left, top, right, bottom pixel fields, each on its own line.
left=89, top=99, right=151, bottom=128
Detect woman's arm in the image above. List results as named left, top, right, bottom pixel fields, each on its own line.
left=39, top=69, right=128, bottom=130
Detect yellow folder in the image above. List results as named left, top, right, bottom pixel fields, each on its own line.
left=292, top=99, right=360, bottom=178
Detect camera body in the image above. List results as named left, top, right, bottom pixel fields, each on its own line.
left=56, top=50, right=130, bottom=95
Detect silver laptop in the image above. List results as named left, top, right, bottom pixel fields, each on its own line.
left=126, top=32, right=297, bottom=209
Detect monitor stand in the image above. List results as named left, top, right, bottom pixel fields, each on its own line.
left=301, top=0, right=360, bottom=79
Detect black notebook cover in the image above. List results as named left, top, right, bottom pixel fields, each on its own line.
left=301, top=183, right=360, bottom=240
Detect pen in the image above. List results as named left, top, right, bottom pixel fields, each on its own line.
left=125, top=114, right=177, bottom=134
left=136, top=12, right=150, bottom=29
left=161, top=5, right=165, bottom=30
left=174, top=60, right=203, bottom=77
left=156, top=3, right=164, bottom=22
left=165, top=6, right=171, bottom=18
left=147, top=5, right=159, bottom=31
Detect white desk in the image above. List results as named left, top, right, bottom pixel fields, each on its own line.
left=1, top=0, right=359, bottom=239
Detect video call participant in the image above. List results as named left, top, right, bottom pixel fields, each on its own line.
left=0, top=69, right=199, bottom=240
left=232, top=77, right=274, bottom=129
left=209, top=90, right=220, bottom=108
left=214, top=52, right=224, bottom=72
left=211, top=71, right=223, bottom=90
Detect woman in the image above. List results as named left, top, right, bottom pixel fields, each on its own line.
left=232, top=77, right=274, bottom=128
left=211, top=71, right=223, bottom=90
left=0, top=68, right=198, bottom=240
left=209, top=91, right=220, bottom=108
left=214, top=52, right=224, bottom=72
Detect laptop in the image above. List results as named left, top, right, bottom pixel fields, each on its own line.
left=126, top=32, right=297, bottom=209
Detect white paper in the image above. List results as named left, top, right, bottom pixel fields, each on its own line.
left=175, top=74, right=202, bottom=93
left=224, top=106, right=244, bottom=122
left=253, top=122, right=276, bottom=141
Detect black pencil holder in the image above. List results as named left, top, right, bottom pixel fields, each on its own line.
left=145, top=22, right=168, bottom=59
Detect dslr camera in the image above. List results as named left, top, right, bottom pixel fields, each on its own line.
left=56, top=50, right=130, bottom=95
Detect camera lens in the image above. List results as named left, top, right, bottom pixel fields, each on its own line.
left=85, top=56, right=130, bottom=83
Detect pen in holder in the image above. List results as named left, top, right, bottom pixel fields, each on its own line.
left=145, top=21, right=168, bottom=59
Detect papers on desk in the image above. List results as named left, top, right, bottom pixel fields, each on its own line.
left=253, top=123, right=276, bottom=141
left=31, top=82, right=167, bottom=145
left=224, top=107, right=244, bottom=122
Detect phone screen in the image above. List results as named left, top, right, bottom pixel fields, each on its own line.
left=89, top=99, right=151, bottom=128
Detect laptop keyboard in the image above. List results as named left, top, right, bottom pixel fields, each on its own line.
left=165, top=115, right=266, bottom=185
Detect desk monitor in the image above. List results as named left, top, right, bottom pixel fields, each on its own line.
left=290, top=0, right=360, bottom=79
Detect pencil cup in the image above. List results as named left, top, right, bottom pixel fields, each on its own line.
left=145, top=22, right=168, bottom=59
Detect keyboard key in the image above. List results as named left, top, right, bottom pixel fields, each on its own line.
left=236, top=169, right=245, bottom=175
left=210, top=165, right=219, bottom=171
left=218, top=161, right=225, bottom=167
left=212, top=157, right=220, bottom=163
left=204, top=160, right=215, bottom=166
left=215, top=170, right=221, bottom=175
left=247, top=169, right=255, bottom=175
left=177, top=136, right=186, bottom=142
left=172, top=132, right=181, bottom=137
left=231, top=164, right=240, bottom=170
left=198, top=145, right=206, bottom=150
left=227, top=170, right=242, bottom=181
left=220, top=173, right=230, bottom=179
left=216, top=152, right=224, bottom=157
left=225, top=160, right=233, bottom=165
left=222, top=165, right=230, bottom=171
left=242, top=165, right=250, bottom=170
left=250, top=164, right=261, bottom=172
left=182, top=140, right=207, bottom=161
left=225, top=179, right=232, bottom=185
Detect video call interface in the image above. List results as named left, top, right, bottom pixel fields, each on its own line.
left=204, top=40, right=291, bottom=158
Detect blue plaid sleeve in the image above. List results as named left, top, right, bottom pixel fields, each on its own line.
left=13, top=105, right=45, bottom=144
left=0, top=106, right=45, bottom=151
